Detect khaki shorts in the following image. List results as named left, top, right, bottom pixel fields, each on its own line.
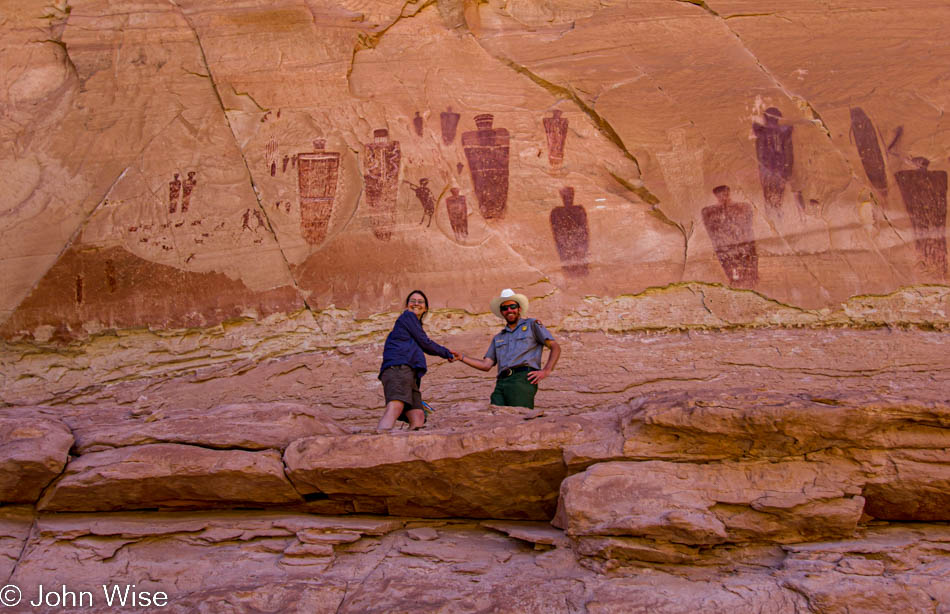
left=380, top=365, right=424, bottom=422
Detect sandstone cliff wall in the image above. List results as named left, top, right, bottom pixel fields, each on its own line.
left=2, top=1, right=949, bottom=612
left=2, top=0, right=950, bottom=343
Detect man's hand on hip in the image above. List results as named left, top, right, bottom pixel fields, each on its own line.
left=527, top=369, right=549, bottom=384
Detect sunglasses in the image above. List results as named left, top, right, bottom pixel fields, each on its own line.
left=499, top=303, right=520, bottom=312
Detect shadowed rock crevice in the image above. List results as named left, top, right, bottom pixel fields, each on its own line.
left=38, top=38, right=79, bottom=77
left=672, top=0, right=720, bottom=16
left=345, top=0, right=438, bottom=83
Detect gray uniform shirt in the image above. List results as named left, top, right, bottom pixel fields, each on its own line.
left=484, top=318, right=554, bottom=371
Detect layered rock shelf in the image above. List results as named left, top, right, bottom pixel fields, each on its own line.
left=2, top=328, right=948, bottom=612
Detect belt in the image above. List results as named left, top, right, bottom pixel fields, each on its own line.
left=497, top=365, right=533, bottom=379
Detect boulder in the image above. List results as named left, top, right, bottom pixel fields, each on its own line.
left=854, top=449, right=950, bottom=521
left=621, top=390, right=950, bottom=462
left=37, top=444, right=302, bottom=511
left=554, top=459, right=865, bottom=545
left=285, top=415, right=616, bottom=519
left=0, top=414, right=73, bottom=503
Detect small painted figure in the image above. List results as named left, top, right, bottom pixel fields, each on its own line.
left=887, top=126, right=903, bottom=154
left=265, top=138, right=278, bottom=176
left=362, top=129, right=402, bottom=241
left=441, top=107, right=461, bottom=145
left=241, top=208, right=267, bottom=232
left=405, top=178, right=436, bottom=227
left=549, top=186, right=590, bottom=277
left=850, top=108, right=888, bottom=195
left=543, top=110, right=568, bottom=168
left=753, top=107, right=794, bottom=211
left=462, top=114, right=510, bottom=220
left=701, top=185, right=759, bottom=288
left=895, top=157, right=948, bottom=276
left=413, top=111, right=424, bottom=137
left=105, top=259, right=118, bottom=293
left=168, top=173, right=181, bottom=213
left=298, top=139, right=341, bottom=245
left=282, top=154, right=290, bottom=173
left=182, top=171, right=197, bottom=213
left=446, top=187, right=468, bottom=241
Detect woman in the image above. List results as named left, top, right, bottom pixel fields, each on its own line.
left=377, top=290, right=456, bottom=431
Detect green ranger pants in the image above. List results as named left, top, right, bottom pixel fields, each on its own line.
left=490, top=371, right=538, bottom=408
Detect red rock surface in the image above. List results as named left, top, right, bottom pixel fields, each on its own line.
left=0, top=414, right=73, bottom=503
left=284, top=414, right=615, bottom=519
left=2, top=1, right=950, bottom=336
left=554, top=459, right=866, bottom=545
left=3, top=510, right=947, bottom=613
left=1, top=0, right=949, bottom=611
left=65, top=401, right=346, bottom=453
left=37, top=444, right=302, bottom=512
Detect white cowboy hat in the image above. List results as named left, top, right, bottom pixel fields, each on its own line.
left=490, top=288, right=529, bottom=319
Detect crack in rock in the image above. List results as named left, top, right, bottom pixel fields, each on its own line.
left=5, top=516, right=38, bottom=586
left=460, top=51, right=695, bottom=270
left=345, top=0, right=437, bottom=84
left=8, top=166, right=130, bottom=326
left=672, top=0, right=720, bottom=16
left=167, top=0, right=310, bottom=311
left=496, top=58, right=645, bottom=176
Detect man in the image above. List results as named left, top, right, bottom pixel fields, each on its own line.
left=457, top=289, right=561, bottom=408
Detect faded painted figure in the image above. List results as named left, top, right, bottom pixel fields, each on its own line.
left=753, top=108, right=794, bottom=211
left=241, top=208, right=267, bottom=231
left=405, top=178, right=436, bottom=227
left=298, top=139, right=341, bottom=245
left=549, top=186, right=589, bottom=276
left=362, top=129, right=402, bottom=241
left=168, top=173, right=181, bottom=214
left=850, top=108, right=888, bottom=195
left=413, top=111, right=424, bottom=137
left=895, top=157, right=948, bottom=276
left=265, top=138, right=278, bottom=177
left=543, top=110, right=568, bottom=168
left=181, top=171, right=197, bottom=213
left=701, top=185, right=759, bottom=288
left=440, top=107, right=461, bottom=145
left=462, top=114, right=510, bottom=220
left=446, top=187, right=468, bottom=241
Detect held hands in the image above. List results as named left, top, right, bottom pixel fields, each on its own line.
left=449, top=350, right=463, bottom=363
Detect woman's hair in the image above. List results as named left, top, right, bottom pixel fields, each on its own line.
left=405, top=289, right=429, bottom=319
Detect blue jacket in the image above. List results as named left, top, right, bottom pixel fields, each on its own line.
left=379, top=310, right=453, bottom=378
